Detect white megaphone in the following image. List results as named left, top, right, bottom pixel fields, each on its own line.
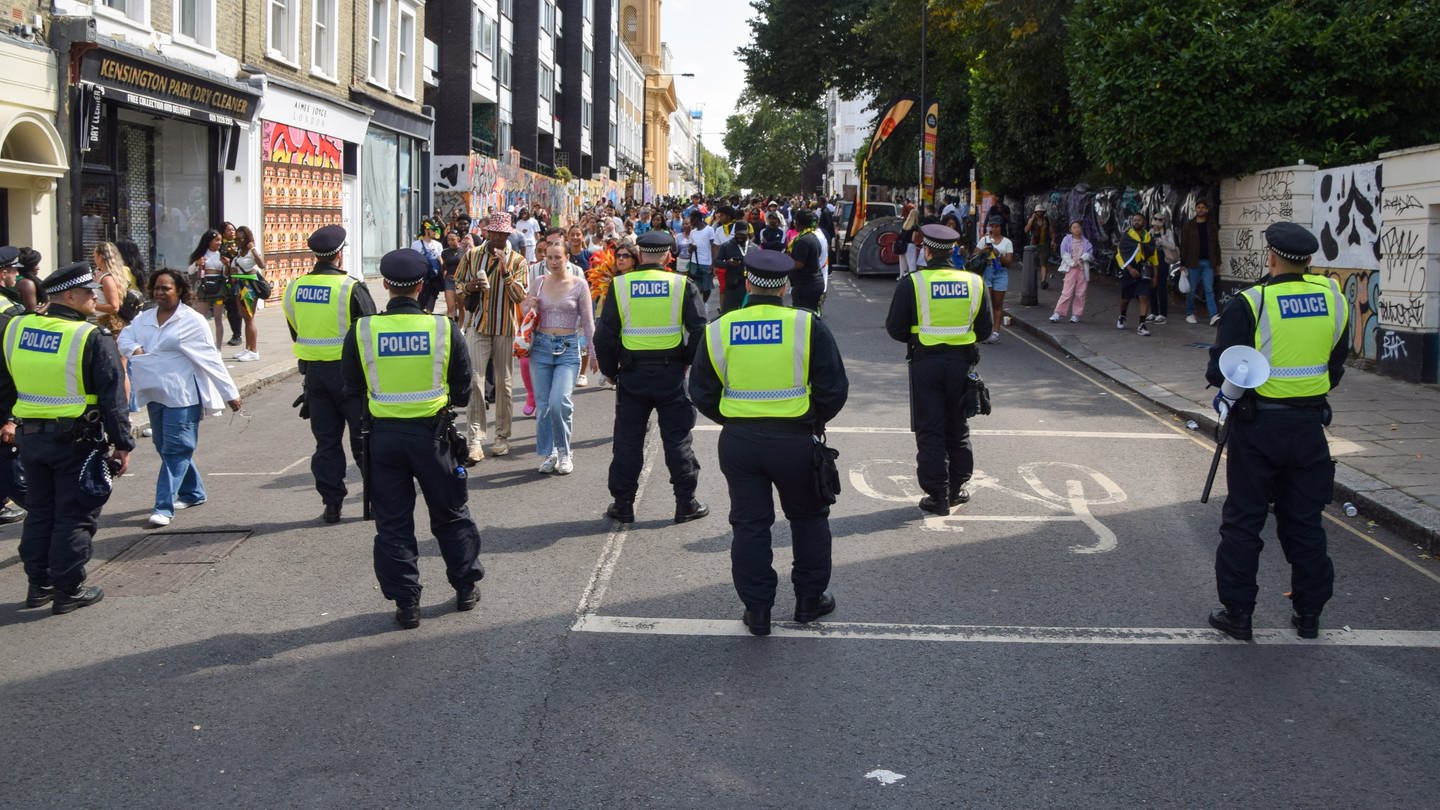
left=1216, top=345, right=1271, bottom=421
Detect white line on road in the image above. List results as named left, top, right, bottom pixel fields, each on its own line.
left=573, top=614, right=1440, bottom=648
left=692, top=425, right=1183, bottom=440
left=573, top=435, right=658, bottom=619
left=210, top=456, right=309, bottom=476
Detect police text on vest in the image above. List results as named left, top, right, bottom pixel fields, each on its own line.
left=378, top=332, right=431, bottom=356
left=630, top=280, right=670, bottom=297
left=730, top=320, right=784, bottom=344
left=17, top=328, right=62, bottom=353
left=294, top=285, right=333, bottom=304
left=1278, top=293, right=1329, bottom=319
left=930, top=281, right=970, bottom=298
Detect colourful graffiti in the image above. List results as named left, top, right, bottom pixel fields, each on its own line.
left=1319, top=268, right=1381, bottom=360
left=431, top=153, right=621, bottom=230
left=261, top=121, right=342, bottom=169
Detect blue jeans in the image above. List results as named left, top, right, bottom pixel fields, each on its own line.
left=1186, top=259, right=1218, bottom=317
left=530, top=331, right=581, bottom=457
left=147, top=402, right=206, bottom=517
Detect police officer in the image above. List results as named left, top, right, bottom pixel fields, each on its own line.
left=341, top=249, right=483, bottom=630
left=1206, top=222, right=1349, bottom=641
left=284, top=225, right=377, bottom=523
left=0, top=247, right=29, bottom=523
left=0, top=262, right=134, bottom=614
left=689, top=250, right=849, bottom=636
left=886, top=223, right=993, bottom=516
left=594, top=229, right=709, bottom=524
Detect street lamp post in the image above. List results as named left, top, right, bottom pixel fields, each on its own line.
left=641, top=70, right=693, bottom=204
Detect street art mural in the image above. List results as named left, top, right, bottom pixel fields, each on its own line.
left=431, top=153, right=622, bottom=231
left=260, top=122, right=343, bottom=300
left=1314, top=162, right=1382, bottom=269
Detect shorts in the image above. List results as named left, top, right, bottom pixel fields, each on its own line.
left=1120, top=274, right=1152, bottom=299
left=688, top=262, right=714, bottom=295
left=983, top=262, right=1009, bottom=292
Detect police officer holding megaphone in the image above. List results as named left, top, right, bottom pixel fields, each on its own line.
left=1204, top=222, right=1349, bottom=642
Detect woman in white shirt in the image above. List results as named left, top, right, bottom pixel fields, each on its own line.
left=119, top=269, right=242, bottom=528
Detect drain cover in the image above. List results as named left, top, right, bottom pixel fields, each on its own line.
left=91, top=531, right=252, bottom=596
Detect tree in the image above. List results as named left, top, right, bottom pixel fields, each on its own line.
left=698, top=144, right=735, bottom=197
left=722, top=93, right=826, bottom=194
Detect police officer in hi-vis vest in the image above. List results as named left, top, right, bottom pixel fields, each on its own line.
left=886, top=223, right=994, bottom=516
left=689, top=250, right=849, bottom=636
left=341, top=249, right=483, bottom=630
left=594, top=229, right=709, bottom=524
left=284, top=225, right=377, bottom=523
left=0, top=262, right=134, bottom=614
left=1206, top=222, right=1349, bottom=642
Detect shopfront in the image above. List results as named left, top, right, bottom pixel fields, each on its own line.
left=359, top=104, right=433, bottom=278
left=70, top=46, right=259, bottom=268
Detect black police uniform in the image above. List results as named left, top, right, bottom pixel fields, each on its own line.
left=713, top=225, right=754, bottom=315
left=1206, top=222, right=1349, bottom=640
left=290, top=227, right=377, bottom=520
left=594, top=232, right=708, bottom=521
left=885, top=226, right=994, bottom=512
left=0, top=264, right=134, bottom=612
left=787, top=216, right=825, bottom=312
left=341, top=250, right=483, bottom=628
left=688, top=252, right=849, bottom=633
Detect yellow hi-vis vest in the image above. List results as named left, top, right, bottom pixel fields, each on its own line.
left=284, top=273, right=358, bottom=361
left=706, top=304, right=813, bottom=419
left=911, top=267, right=983, bottom=346
left=1241, top=274, right=1348, bottom=399
left=356, top=313, right=452, bottom=418
left=3, top=315, right=97, bottom=419
left=616, top=268, right=684, bottom=351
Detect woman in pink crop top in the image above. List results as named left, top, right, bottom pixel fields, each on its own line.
left=521, top=241, right=595, bottom=475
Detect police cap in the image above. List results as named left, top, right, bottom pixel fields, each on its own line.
left=379, top=248, right=428, bottom=287
left=0, top=246, right=18, bottom=268
left=637, top=229, right=675, bottom=255
left=1264, top=221, right=1319, bottom=263
left=920, top=223, right=960, bottom=251
left=743, top=249, right=793, bottom=289
left=307, top=224, right=347, bottom=257
left=41, top=261, right=101, bottom=294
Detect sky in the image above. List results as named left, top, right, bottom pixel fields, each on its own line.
left=660, top=0, right=755, bottom=159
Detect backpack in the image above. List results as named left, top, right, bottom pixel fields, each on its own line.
left=118, top=287, right=145, bottom=324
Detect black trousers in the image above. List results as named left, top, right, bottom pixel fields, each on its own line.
left=720, top=287, right=746, bottom=315
left=608, top=363, right=700, bottom=503
left=0, top=445, right=24, bottom=507
left=369, top=424, right=484, bottom=604
left=224, top=293, right=242, bottom=337
left=418, top=277, right=442, bottom=312
left=719, top=424, right=832, bottom=610
left=1217, top=408, right=1335, bottom=615
left=16, top=431, right=106, bottom=591
left=791, top=279, right=824, bottom=312
left=910, top=350, right=974, bottom=499
left=303, top=361, right=364, bottom=506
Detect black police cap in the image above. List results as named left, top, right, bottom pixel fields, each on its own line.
left=379, top=248, right=428, bottom=287
left=920, top=223, right=960, bottom=250
left=0, top=246, right=18, bottom=268
left=1264, top=221, right=1319, bottom=263
left=41, top=261, right=101, bottom=294
left=308, top=224, right=347, bottom=257
left=743, top=249, right=794, bottom=289
left=637, top=230, right=675, bottom=254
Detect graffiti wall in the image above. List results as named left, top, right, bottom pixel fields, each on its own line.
left=1308, top=163, right=1384, bottom=361
left=431, top=152, right=623, bottom=230
left=260, top=121, right=343, bottom=300
left=1220, top=166, right=1314, bottom=286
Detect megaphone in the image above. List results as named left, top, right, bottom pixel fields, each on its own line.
left=1215, top=345, right=1270, bottom=421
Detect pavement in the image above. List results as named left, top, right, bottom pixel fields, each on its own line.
left=1000, top=269, right=1440, bottom=552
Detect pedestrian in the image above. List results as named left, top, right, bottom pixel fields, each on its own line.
left=886, top=224, right=993, bottom=515
left=787, top=209, right=826, bottom=312
left=0, top=246, right=29, bottom=525
left=341, top=248, right=483, bottom=630
left=1050, top=220, right=1093, bottom=323
left=1115, top=212, right=1157, bottom=336
left=685, top=210, right=716, bottom=304
left=977, top=215, right=1013, bottom=343
left=118, top=268, right=242, bottom=528
left=514, top=207, right=541, bottom=262
left=219, top=222, right=244, bottom=346
left=0, top=261, right=134, bottom=614
left=688, top=250, right=849, bottom=636
left=282, top=224, right=378, bottom=523
left=1180, top=200, right=1223, bottom=326
left=14, top=247, right=45, bottom=312
left=409, top=221, right=445, bottom=313
left=758, top=212, right=787, bottom=252
left=593, top=229, right=708, bottom=525
left=190, top=229, right=232, bottom=349
left=229, top=225, right=265, bottom=361
left=440, top=230, right=463, bottom=319
left=1205, top=222, right=1349, bottom=641
left=91, top=241, right=137, bottom=335
left=714, top=220, right=757, bottom=314
left=1148, top=215, right=1177, bottom=325
left=455, top=211, right=528, bottom=462
left=523, top=242, right=595, bottom=475
left=1025, top=204, right=1053, bottom=290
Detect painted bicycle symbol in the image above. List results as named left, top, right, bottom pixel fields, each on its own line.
left=848, top=459, right=1128, bottom=554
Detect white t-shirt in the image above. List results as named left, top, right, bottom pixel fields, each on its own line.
left=816, top=232, right=830, bottom=290
left=980, top=235, right=1014, bottom=259
left=690, top=224, right=715, bottom=265
left=514, top=217, right=541, bottom=261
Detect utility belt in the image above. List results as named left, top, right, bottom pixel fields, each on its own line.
left=17, top=417, right=82, bottom=435
left=17, top=410, right=107, bottom=444
left=721, top=418, right=815, bottom=434
left=371, top=413, right=447, bottom=428
left=1238, top=396, right=1331, bottom=426
left=297, top=358, right=341, bottom=373
left=622, top=352, right=683, bottom=368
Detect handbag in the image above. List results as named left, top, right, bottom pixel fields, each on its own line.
left=250, top=272, right=273, bottom=300
left=117, top=287, right=145, bottom=324
left=198, top=274, right=225, bottom=300
left=513, top=308, right=537, bottom=359
left=1176, top=267, right=1191, bottom=295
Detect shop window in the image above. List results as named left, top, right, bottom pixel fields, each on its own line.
left=102, top=0, right=149, bottom=25
left=369, top=0, right=391, bottom=88
left=175, top=0, right=214, bottom=48
left=396, top=3, right=416, bottom=99
left=311, top=0, right=338, bottom=79
left=267, top=0, right=299, bottom=64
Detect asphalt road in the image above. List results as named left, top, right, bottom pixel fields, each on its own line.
left=2, top=273, right=1438, bottom=808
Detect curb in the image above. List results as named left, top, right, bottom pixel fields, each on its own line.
left=1006, top=306, right=1440, bottom=555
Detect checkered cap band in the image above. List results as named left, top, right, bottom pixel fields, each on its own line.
left=1269, top=246, right=1308, bottom=263
left=745, top=272, right=788, bottom=289
left=48, top=271, right=97, bottom=293
left=923, top=236, right=956, bottom=251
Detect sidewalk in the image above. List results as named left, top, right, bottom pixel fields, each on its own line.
left=1003, top=271, right=1440, bottom=552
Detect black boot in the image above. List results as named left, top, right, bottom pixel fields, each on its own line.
left=919, top=495, right=950, bottom=516
left=24, top=583, right=55, bottom=609
left=1208, top=607, right=1253, bottom=641
left=742, top=607, right=771, bottom=636
left=322, top=501, right=342, bottom=524
left=395, top=602, right=421, bottom=629
left=52, top=585, right=104, bottom=615
left=456, top=586, right=480, bottom=612
left=604, top=502, right=635, bottom=524
left=674, top=498, right=710, bottom=524
left=1291, top=612, right=1320, bottom=639
left=794, top=592, right=836, bottom=623
left=948, top=485, right=971, bottom=507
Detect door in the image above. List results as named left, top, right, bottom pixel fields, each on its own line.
left=78, top=172, right=117, bottom=262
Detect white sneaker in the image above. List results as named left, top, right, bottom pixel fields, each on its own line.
left=575, top=374, right=589, bottom=387
left=235, top=350, right=259, bottom=362
left=1209, top=315, right=1221, bottom=326
left=175, top=499, right=205, bottom=510
left=147, top=512, right=171, bottom=527
left=599, top=378, right=614, bottom=389
left=1048, top=313, right=1061, bottom=323
left=140, top=427, right=153, bottom=437
left=538, top=452, right=558, bottom=474
left=1144, top=314, right=1156, bottom=323
left=1069, top=315, right=1080, bottom=324
left=556, top=453, right=574, bottom=475
left=1153, top=315, right=1167, bottom=324
left=1185, top=314, right=1198, bottom=324
left=983, top=332, right=1000, bottom=344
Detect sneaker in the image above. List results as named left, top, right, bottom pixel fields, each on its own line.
left=226, top=336, right=242, bottom=347
left=1209, top=314, right=1221, bottom=326
left=236, top=350, right=259, bottom=362
left=599, top=377, right=615, bottom=389
left=1144, top=313, right=1156, bottom=323
left=1137, top=323, right=1151, bottom=337
left=1069, top=315, right=1080, bottom=324
left=982, top=332, right=1000, bottom=344
left=1153, top=315, right=1167, bottom=324
left=576, top=374, right=589, bottom=387
left=491, top=438, right=510, bottom=456
left=140, top=427, right=153, bottom=437
left=556, top=453, right=574, bottom=475
left=147, top=512, right=171, bottom=527
left=1185, top=314, right=1198, bottom=324
left=1048, top=313, right=1061, bottom=323
left=538, top=452, right=558, bottom=474
left=467, top=445, right=485, bottom=464
left=1115, top=315, right=1126, bottom=330
left=175, top=498, right=205, bottom=510
left=522, top=402, right=536, bottom=417
left=0, top=504, right=25, bottom=525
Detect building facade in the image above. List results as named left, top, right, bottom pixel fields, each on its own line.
left=619, top=0, right=675, bottom=202
left=0, top=23, right=66, bottom=259
left=825, top=89, right=873, bottom=198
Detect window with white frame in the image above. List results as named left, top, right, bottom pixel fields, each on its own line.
left=473, top=9, right=488, bottom=63
left=267, top=0, right=298, bottom=63
left=312, top=0, right=337, bottom=77
left=175, top=0, right=214, bottom=47
left=103, top=0, right=148, bottom=23
left=499, top=47, right=511, bottom=88
left=500, top=0, right=512, bottom=18
left=540, top=65, right=552, bottom=102
left=582, top=101, right=591, bottom=129
left=396, top=3, right=416, bottom=98
left=583, top=45, right=592, bottom=76
left=369, top=0, right=391, bottom=87
left=540, top=2, right=553, bottom=35
left=584, top=0, right=593, bottom=22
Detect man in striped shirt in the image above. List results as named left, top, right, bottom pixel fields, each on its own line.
left=455, top=211, right=529, bottom=461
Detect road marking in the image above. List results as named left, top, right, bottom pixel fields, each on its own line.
left=573, top=614, right=1440, bottom=648
left=209, top=456, right=308, bottom=476
left=573, top=434, right=658, bottom=619
left=693, top=425, right=1182, bottom=440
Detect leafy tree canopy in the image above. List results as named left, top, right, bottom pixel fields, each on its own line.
left=699, top=144, right=736, bottom=197
left=722, top=92, right=827, bottom=194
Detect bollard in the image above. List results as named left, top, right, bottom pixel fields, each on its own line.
left=1020, top=244, right=1039, bottom=306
